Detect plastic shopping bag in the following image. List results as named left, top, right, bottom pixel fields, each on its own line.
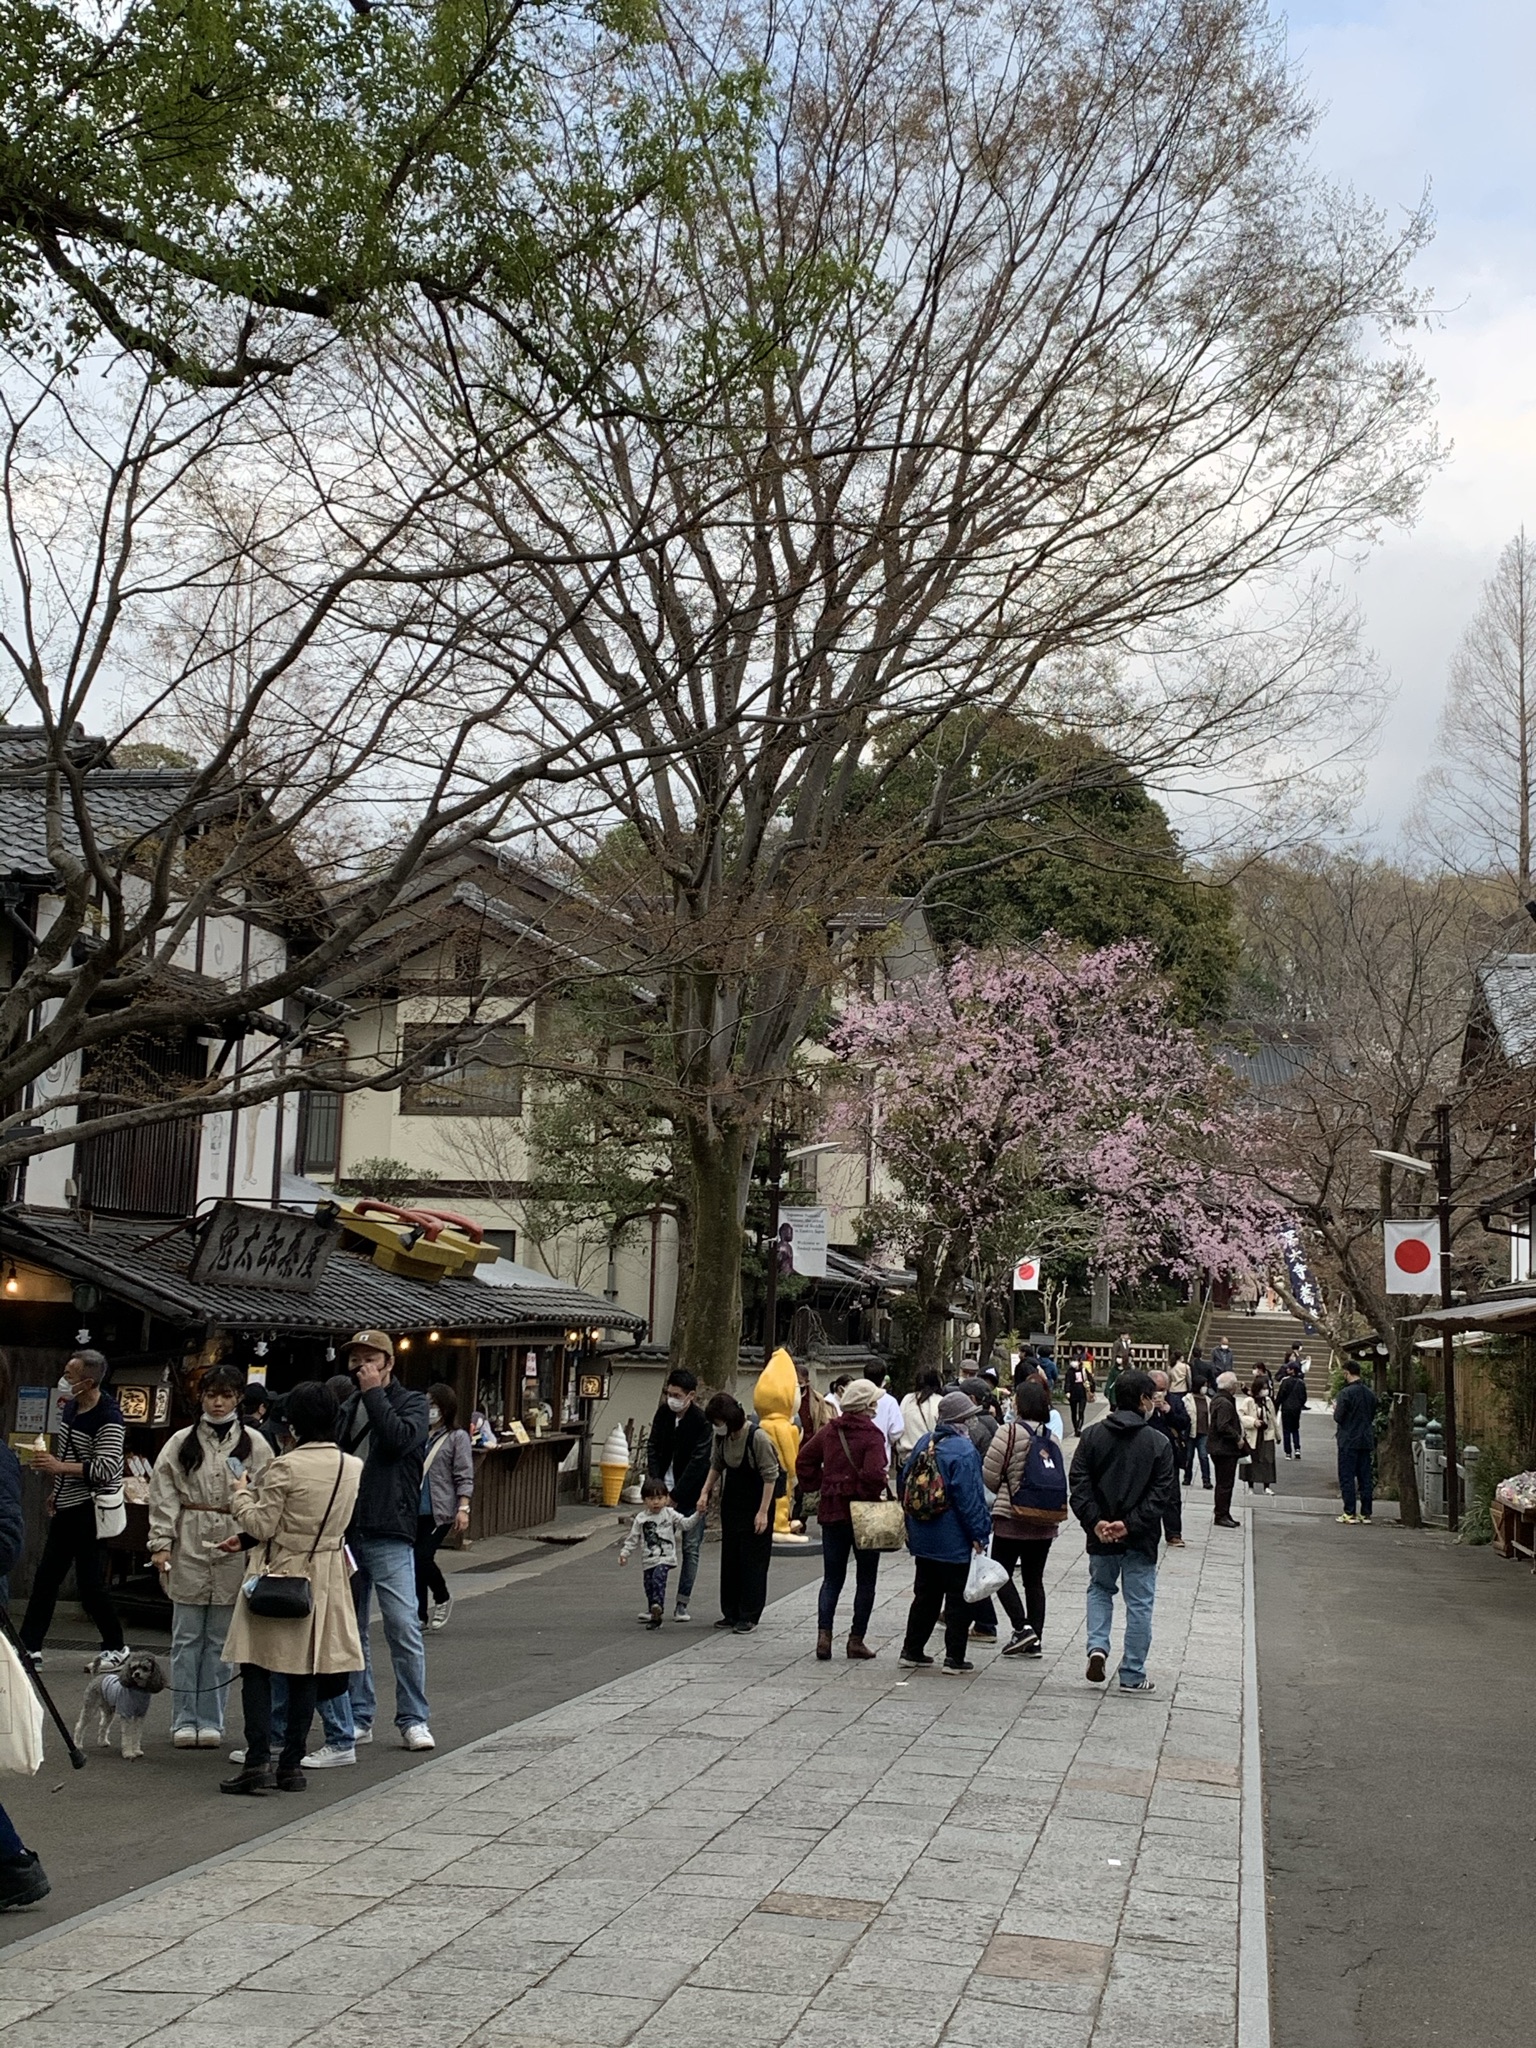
left=0, top=1630, right=45, bottom=1775
left=964, top=1543, right=1008, bottom=1605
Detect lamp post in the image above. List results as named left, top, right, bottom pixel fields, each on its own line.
left=758, top=1135, right=840, bottom=1355
left=1371, top=1114, right=1459, bottom=1531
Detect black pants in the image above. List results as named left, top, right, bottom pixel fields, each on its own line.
left=1163, top=1483, right=1183, bottom=1541
left=1282, top=1415, right=1302, bottom=1456
left=902, top=1557, right=972, bottom=1665
left=414, top=1515, right=451, bottom=1622
left=719, top=1522, right=773, bottom=1625
left=20, top=1502, right=125, bottom=1653
left=818, top=1519, right=881, bottom=1638
left=1213, top=1454, right=1240, bottom=1523
left=991, top=1535, right=1048, bottom=1641
left=241, top=1665, right=317, bottom=1773
left=1338, top=1444, right=1373, bottom=1517
left=1068, top=1390, right=1087, bottom=1434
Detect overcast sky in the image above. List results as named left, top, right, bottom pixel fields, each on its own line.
left=1283, top=0, right=1536, bottom=839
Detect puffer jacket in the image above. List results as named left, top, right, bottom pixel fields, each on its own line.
left=796, top=1412, right=889, bottom=1526
left=982, top=1420, right=1063, bottom=1542
left=148, top=1417, right=275, bottom=1605
left=902, top=1423, right=992, bottom=1563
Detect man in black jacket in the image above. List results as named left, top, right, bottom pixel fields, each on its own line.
left=1333, top=1360, right=1378, bottom=1524
left=645, top=1369, right=712, bottom=1621
left=311, top=1330, right=431, bottom=1764
left=1276, top=1363, right=1309, bottom=1460
left=1069, top=1372, right=1176, bottom=1695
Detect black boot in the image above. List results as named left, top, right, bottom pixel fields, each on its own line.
left=274, top=1765, right=307, bottom=1792
left=220, top=1764, right=275, bottom=1796
left=0, top=1850, right=50, bottom=1910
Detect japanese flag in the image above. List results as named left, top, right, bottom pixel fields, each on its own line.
left=1384, top=1219, right=1441, bottom=1294
left=1012, top=1256, right=1041, bottom=1292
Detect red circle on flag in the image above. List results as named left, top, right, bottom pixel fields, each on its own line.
left=1016, top=1261, right=1036, bottom=1282
left=1393, top=1238, right=1432, bottom=1274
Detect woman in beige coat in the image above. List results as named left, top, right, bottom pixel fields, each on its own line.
left=148, top=1364, right=273, bottom=1747
left=219, top=1382, right=363, bottom=1795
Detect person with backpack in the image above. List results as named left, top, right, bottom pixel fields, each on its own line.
left=698, top=1393, right=782, bottom=1633
left=981, top=1378, right=1068, bottom=1655
left=897, top=1389, right=993, bottom=1676
left=1068, top=1370, right=1177, bottom=1695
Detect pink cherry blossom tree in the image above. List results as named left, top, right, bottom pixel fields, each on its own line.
left=831, top=941, right=1286, bottom=1369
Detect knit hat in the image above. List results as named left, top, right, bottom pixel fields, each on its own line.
left=836, top=1378, right=881, bottom=1416
left=937, top=1389, right=978, bottom=1423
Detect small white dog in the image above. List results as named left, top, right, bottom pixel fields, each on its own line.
left=75, top=1650, right=167, bottom=1759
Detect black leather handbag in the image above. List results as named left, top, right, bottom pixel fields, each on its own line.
left=243, top=1453, right=346, bottom=1620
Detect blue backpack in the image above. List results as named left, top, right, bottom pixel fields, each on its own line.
left=1006, top=1422, right=1069, bottom=1525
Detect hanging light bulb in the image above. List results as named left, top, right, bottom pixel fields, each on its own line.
left=3, top=1262, right=18, bottom=1296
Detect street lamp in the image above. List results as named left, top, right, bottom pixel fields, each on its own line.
left=1369, top=1117, right=1460, bottom=1530
left=759, top=1138, right=842, bottom=1353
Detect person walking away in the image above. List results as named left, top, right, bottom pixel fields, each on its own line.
left=1190, top=1345, right=1213, bottom=1395
left=898, top=1390, right=993, bottom=1675
left=698, top=1394, right=780, bottom=1633
left=956, top=1380, right=1002, bottom=1641
left=1063, top=1352, right=1092, bottom=1435
left=982, top=1379, right=1066, bottom=1655
left=899, top=1371, right=944, bottom=1455
left=415, top=1383, right=474, bottom=1631
left=1186, top=1381, right=1213, bottom=1489
left=148, top=1364, right=274, bottom=1747
left=219, top=1381, right=363, bottom=1794
left=310, top=1330, right=432, bottom=1766
left=645, top=1368, right=713, bottom=1620
left=0, top=1435, right=48, bottom=1909
left=1148, top=1371, right=1189, bottom=1548
left=1168, top=1354, right=1192, bottom=1397
left=1276, top=1365, right=1308, bottom=1460
left=1333, top=1361, right=1378, bottom=1524
left=19, top=1350, right=129, bottom=1669
left=1068, top=1371, right=1176, bottom=1694
left=796, top=1378, right=891, bottom=1661
left=864, top=1365, right=905, bottom=1468
left=1208, top=1373, right=1244, bottom=1528
left=619, top=1480, right=702, bottom=1626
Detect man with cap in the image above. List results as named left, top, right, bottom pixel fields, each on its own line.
left=897, top=1388, right=993, bottom=1676
left=308, top=1331, right=433, bottom=1764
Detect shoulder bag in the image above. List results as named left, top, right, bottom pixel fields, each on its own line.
left=842, top=1427, right=905, bottom=1551
left=243, top=1453, right=347, bottom=1620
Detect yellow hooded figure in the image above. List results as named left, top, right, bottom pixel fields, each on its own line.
left=753, top=1346, right=802, bottom=1537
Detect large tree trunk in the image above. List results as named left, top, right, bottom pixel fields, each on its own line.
left=672, top=1120, right=750, bottom=1388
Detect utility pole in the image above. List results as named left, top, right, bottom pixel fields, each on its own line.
left=1436, top=1102, right=1459, bottom=1531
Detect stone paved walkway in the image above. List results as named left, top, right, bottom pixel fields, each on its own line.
left=0, top=1490, right=1264, bottom=2048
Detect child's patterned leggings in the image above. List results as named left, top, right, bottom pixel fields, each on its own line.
left=643, top=1565, right=671, bottom=1608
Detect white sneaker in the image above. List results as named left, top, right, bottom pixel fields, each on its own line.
left=352, top=1724, right=373, bottom=1745
left=401, top=1723, right=435, bottom=1752
left=674, top=1606, right=691, bottom=1623
left=196, top=1729, right=222, bottom=1749
left=172, top=1728, right=198, bottom=1749
left=427, top=1594, right=453, bottom=1631
left=300, top=1743, right=356, bottom=1770
left=92, top=1646, right=130, bottom=1672
left=227, top=1748, right=246, bottom=1764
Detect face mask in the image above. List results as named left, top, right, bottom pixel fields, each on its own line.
left=666, top=1395, right=687, bottom=1414
left=713, top=1423, right=728, bottom=1438
left=204, top=1411, right=236, bottom=1436
left=57, top=1376, right=72, bottom=1393
left=428, top=1405, right=441, bottom=1426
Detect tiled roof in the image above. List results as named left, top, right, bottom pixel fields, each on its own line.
left=0, top=1209, right=644, bottom=1338
left=1476, top=953, right=1536, bottom=1066
left=0, top=729, right=203, bottom=884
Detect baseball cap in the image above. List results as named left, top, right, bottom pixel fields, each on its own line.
left=346, top=1329, right=394, bottom=1363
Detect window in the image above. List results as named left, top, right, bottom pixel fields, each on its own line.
left=297, top=1090, right=342, bottom=1175
left=399, top=1022, right=525, bottom=1117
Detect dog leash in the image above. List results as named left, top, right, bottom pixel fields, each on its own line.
left=0, top=1602, right=87, bottom=1769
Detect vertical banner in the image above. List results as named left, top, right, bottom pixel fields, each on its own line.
left=778, top=1207, right=829, bottom=1277
left=1012, top=1256, right=1041, bottom=1292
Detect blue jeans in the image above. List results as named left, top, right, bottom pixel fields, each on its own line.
left=1184, top=1433, right=1211, bottom=1485
left=169, top=1601, right=236, bottom=1735
left=1086, top=1549, right=1159, bottom=1687
left=675, top=1512, right=706, bottom=1608
left=1338, top=1445, right=1373, bottom=1517
left=319, top=1533, right=429, bottom=1741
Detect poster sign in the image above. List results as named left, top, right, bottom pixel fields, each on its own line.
left=190, top=1201, right=339, bottom=1292
left=14, top=1386, right=49, bottom=1434
left=778, top=1207, right=829, bottom=1278
left=1384, top=1218, right=1441, bottom=1294
left=1012, top=1255, right=1042, bottom=1292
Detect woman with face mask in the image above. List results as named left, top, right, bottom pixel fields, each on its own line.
left=148, top=1364, right=275, bottom=1746
left=414, top=1384, right=475, bottom=1630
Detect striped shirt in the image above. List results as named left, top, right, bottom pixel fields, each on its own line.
left=51, top=1396, right=126, bottom=1512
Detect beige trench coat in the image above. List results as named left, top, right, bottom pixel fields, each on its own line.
left=147, top=1419, right=274, bottom=1606
left=221, top=1443, right=364, bottom=1676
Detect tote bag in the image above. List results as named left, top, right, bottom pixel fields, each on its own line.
left=0, top=1631, right=45, bottom=1775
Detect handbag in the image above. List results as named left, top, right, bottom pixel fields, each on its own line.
left=93, top=1484, right=127, bottom=1541
left=0, top=1629, right=44, bottom=1776
left=243, top=1452, right=346, bottom=1621
left=838, top=1426, right=905, bottom=1551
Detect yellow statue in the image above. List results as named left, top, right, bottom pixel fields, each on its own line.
left=754, top=1346, right=803, bottom=1539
